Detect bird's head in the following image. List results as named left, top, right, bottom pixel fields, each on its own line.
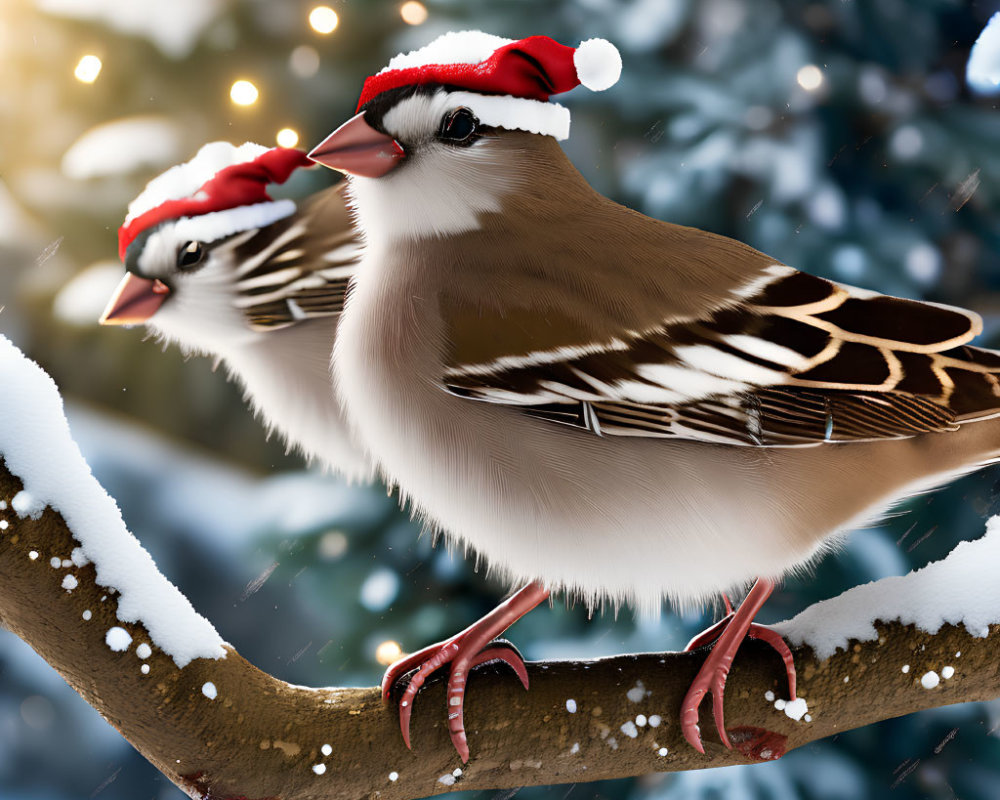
left=309, top=31, right=621, bottom=240
left=100, top=143, right=313, bottom=354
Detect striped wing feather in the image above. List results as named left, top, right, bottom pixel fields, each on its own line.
left=445, top=269, right=1000, bottom=446
left=228, top=185, right=361, bottom=330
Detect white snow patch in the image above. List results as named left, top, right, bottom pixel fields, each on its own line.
left=0, top=519, right=7, bottom=530
left=141, top=664, right=150, bottom=675
left=0, top=500, right=6, bottom=509
left=942, top=665, right=955, bottom=679
left=312, top=764, right=326, bottom=775
left=37, top=0, right=225, bottom=58
left=70, top=547, right=89, bottom=567
left=783, top=697, right=809, bottom=721
left=0, top=336, right=226, bottom=667
left=82, top=610, right=92, bottom=620
left=956, top=651, right=962, bottom=658
left=620, top=721, right=639, bottom=738
left=12, top=491, right=44, bottom=519
left=635, top=714, right=647, bottom=727
left=388, top=771, right=399, bottom=782
left=61, top=117, right=182, bottom=180
left=626, top=680, right=647, bottom=703
left=921, top=671, right=940, bottom=689
left=657, top=747, right=668, bottom=757
left=648, top=715, right=661, bottom=728
left=452, top=768, right=462, bottom=778
left=136, top=643, right=152, bottom=659
left=570, top=742, right=580, bottom=754
left=902, top=664, right=910, bottom=674
left=764, top=690, right=775, bottom=702
left=968, top=13, right=1000, bottom=95
left=565, top=698, right=577, bottom=713
left=202, top=682, right=217, bottom=699
left=61, top=574, right=78, bottom=592
left=28, top=551, right=38, bottom=560
left=382, top=30, right=513, bottom=72
left=321, top=743, right=332, bottom=756
left=61, top=559, right=72, bottom=568
left=805, top=714, right=813, bottom=722
left=105, top=627, right=132, bottom=652
left=777, top=518, right=1000, bottom=659
left=125, top=141, right=268, bottom=224
left=774, top=699, right=786, bottom=711
left=438, top=774, right=456, bottom=786
left=49, top=557, right=61, bottom=569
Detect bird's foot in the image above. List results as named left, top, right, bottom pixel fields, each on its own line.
left=380, top=582, right=549, bottom=762
left=680, top=578, right=795, bottom=753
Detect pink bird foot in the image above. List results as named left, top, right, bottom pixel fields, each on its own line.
left=680, top=578, right=796, bottom=753
left=381, top=582, right=549, bottom=762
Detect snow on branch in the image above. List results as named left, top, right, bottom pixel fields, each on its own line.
left=0, top=336, right=998, bottom=800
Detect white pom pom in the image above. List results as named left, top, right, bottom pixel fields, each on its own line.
left=574, top=38, right=622, bottom=92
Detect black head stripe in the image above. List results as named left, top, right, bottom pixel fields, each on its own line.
left=123, top=225, right=161, bottom=274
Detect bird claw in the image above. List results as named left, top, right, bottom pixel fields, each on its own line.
left=383, top=637, right=529, bottom=763
left=680, top=579, right=795, bottom=754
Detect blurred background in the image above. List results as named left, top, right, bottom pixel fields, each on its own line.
left=2, top=0, right=1000, bottom=798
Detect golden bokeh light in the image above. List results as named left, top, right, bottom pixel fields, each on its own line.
left=400, top=1, right=428, bottom=25
left=309, top=6, right=339, bottom=34
left=230, top=79, right=259, bottom=106
left=276, top=128, right=300, bottom=148
left=375, top=640, right=404, bottom=666
left=74, top=55, right=102, bottom=84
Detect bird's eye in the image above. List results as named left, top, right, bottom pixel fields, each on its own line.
left=438, top=107, right=479, bottom=145
left=177, top=241, right=205, bottom=271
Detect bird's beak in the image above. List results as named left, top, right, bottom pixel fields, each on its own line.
left=99, top=273, right=171, bottom=326
left=308, top=112, right=405, bottom=178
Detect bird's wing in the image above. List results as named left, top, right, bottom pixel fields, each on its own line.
left=229, top=185, right=362, bottom=330
left=443, top=266, right=991, bottom=445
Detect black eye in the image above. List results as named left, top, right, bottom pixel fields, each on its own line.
left=438, top=107, right=479, bottom=144
left=177, top=241, right=205, bottom=271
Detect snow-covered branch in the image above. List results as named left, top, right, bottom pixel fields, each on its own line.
left=0, top=335, right=998, bottom=800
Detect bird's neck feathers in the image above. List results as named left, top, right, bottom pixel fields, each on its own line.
left=345, top=132, right=597, bottom=249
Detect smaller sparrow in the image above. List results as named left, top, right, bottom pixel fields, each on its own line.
left=101, top=142, right=370, bottom=481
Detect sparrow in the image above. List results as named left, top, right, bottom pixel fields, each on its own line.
left=100, top=142, right=371, bottom=482
left=311, top=31, right=1000, bottom=761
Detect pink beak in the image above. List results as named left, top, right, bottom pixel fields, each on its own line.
left=308, top=112, right=405, bottom=178
left=99, top=273, right=171, bottom=326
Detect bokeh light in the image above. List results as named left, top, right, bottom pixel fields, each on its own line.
left=229, top=79, right=259, bottom=106
left=375, top=640, right=404, bottom=666
left=276, top=128, right=300, bottom=148
left=290, top=45, right=320, bottom=78
left=73, top=54, right=102, bottom=84
left=400, top=1, right=428, bottom=25
left=309, top=6, right=339, bottom=34
left=796, top=64, right=824, bottom=91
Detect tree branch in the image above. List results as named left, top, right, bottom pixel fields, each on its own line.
left=2, top=460, right=998, bottom=800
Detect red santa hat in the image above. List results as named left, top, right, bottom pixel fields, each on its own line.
left=118, top=144, right=311, bottom=260
left=357, top=31, right=622, bottom=141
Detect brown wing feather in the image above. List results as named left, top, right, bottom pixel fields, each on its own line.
left=445, top=268, right=996, bottom=446
left=228, top=183, right=361, bottom=331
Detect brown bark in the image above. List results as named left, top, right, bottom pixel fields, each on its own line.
left=0, top=462, right=997, bottom=800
